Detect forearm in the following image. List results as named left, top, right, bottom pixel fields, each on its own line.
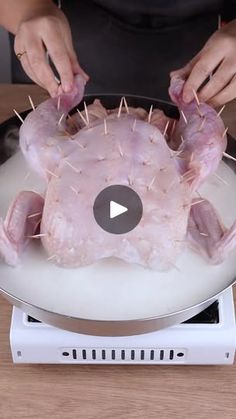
left=0, top=0, right=56, bottom=34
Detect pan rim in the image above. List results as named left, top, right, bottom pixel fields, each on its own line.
left=0, top=277, right=235, bottom=324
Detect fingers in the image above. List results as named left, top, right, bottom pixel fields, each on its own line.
left=208, top=75, right=236, bottom=107
left=14, top=36, right=51, bottom=90
left=182, top=47, right=224, bottom=103
left=14, top=11, right=89, bottom=97
left=25, top=37, right=60, bottom=97
left=15, top=28, right=60, bottom=97
left=180, top=20, right=236, bottom=105
left=44, top=26, right=74, bottom=93
left=14, top=40, right=39, bottom=86
left=170, top=57, right=198, bottom=80
left=170, top=66, right=190, bottom=80
left=198, top=59, right=235, bottom=102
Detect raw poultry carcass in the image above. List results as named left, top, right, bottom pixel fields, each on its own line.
left=0, top=75, right=236, bottom=270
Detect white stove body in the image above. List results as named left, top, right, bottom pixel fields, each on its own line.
left=10, top=288, right=236, bottom=365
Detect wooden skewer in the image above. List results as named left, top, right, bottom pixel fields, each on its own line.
left=217, top=105, right=225, bottom=117
left=182, top=168, right=195, bottom=178
left=74, top=140, right=85, bottom=149
left=28, top=95, right=35, bottom=110
left=23, top=172, right=30, bottom=182
left=54, top=74, right=61, bottom=84
left=27, top=233, right=47, bottom=239
left=214, top=172, right=228, bottom=185
left=46, top=169, right=59, bottom=178
left=199, top=116, right=206, bottom=131
left=163, top=120, right=170, bottom=137
left=83, top=101, right=89, bottom=125
left=190, top=199, right=205, bottom=207
left=117, top=97, right=124, bottom=118
left=196, top=191, right=203, bottom=199
left=34, top=218, right=42, bottom=229
left=182, top=170, right=195, bottom=179
left=27, top=212, right=42, bottom=219
left=118, top=143, right=124, bottom=157
left=64, top=160, right=80, bottom=173
left=223, top=151, right=236, bottom=162
left=170, top=140, right=185, bottom=156
left=188, top=225, right=209, bottom=237
left=13, top=109, right=24, bottom=124
left=181, top=174, right=196, bottom=183
left=76, top=108, right=88, bottom=126
left=67, top=113, right=79, bottom=129
left=148, top=105, right=153, bottom=123
left=222, top=127, right=228, bottom=138
left=128, top=175, right=134, bottom=186
left=70, top=185, right=80, bottom=194
left=47, top=254, right=57, bottom=261
left=170, top=120, right=176, bottom=137
left=180, top=110, right=188, bottom=124
left=196, top=107, right=204, bottom=118
left=104, top=118, right=108, bottom=135
left=57, top=96, right=61, bottom=111
left=171, top=149, right=184, bottom=159
left=147, top=176, right=156, bottom=191
left=192, top=89, right=200, bottom=106
left=58, top=113, right=65, bottom=126
left=62, top=129, right=74, bottom=140
left=132, top=118, right=137, bottom=132
left=56, top=145, right=63, bottom=154
left=123, top=97, right=129, bottom=114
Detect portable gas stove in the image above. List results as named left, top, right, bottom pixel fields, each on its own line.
left=10, top=287, right=236, bottom=365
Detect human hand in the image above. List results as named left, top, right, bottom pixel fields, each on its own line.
left=14, top=3, right=89, bottom=97
left=170, top=19, right=236, bottom=107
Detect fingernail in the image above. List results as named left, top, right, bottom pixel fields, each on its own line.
left=81, top=71, right=89, bottom=81
left=183, top=91, right=192, bottom=103
left=64, top=82, right=73, bottom=93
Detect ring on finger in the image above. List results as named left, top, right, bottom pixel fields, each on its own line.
left=16, top=51, right=27, bottom=60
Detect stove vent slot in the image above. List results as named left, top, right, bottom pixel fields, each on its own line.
left=60, top=348, right=186, bottom=362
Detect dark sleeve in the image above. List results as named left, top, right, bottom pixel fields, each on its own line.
left=222, top=0, right=236, bottom=21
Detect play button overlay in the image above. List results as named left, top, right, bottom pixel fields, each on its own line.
left=93, top=185, right=143, bottom=234
left=110, top=201, right=128, bottom=219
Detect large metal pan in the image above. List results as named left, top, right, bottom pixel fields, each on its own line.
left=0, top=94, right=235, bottom=336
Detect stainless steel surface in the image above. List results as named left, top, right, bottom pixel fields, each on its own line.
left=3, top=281, right=235, bottom=336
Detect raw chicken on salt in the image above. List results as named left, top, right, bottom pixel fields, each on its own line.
left=0, top=75, right=236, bottom=270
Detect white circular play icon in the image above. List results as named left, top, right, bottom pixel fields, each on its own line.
left=110, top=200, right=128, bottom=219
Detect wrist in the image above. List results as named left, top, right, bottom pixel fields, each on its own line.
left=0, top=0, right=58, bottom=34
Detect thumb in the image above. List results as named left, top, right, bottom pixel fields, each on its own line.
left=170, top=63, right=192, bottom=80
left=170, top=53, right=201, bottom=80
